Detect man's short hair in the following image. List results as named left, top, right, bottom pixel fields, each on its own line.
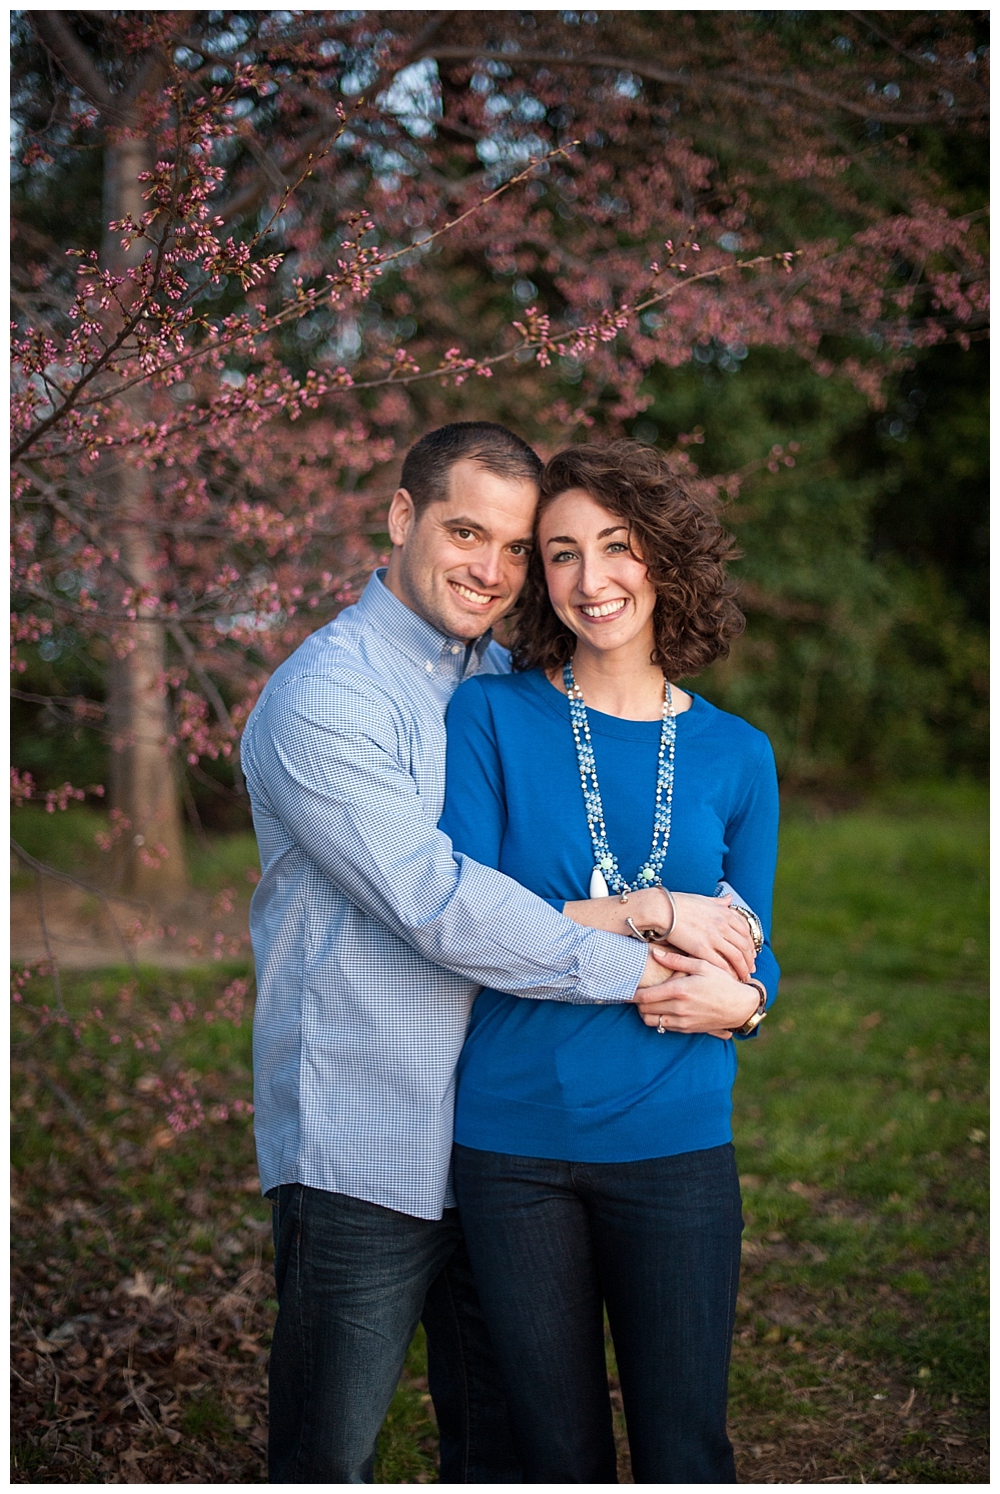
left=400, top=422, right=542, bottom=516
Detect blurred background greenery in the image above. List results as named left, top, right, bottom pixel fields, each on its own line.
left=13, top=331, right=988, bottom=809
left=11, top=13, right=988, bottom=815
left=655, top=339, right=988, bottom=785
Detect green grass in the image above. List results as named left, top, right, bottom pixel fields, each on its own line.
left=10, top=780, right=988, bottom=1482
left=10, top=804, right=111, bottom=886
left=187, top=831, right=260, bottom=891
left=724, top=781, right=988, bottom=1479
left=10, top=804, right=260, bottom=895
left=773, top=781, right=987, bottom=983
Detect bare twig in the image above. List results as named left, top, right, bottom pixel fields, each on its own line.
left=34, top=868, right=66, bottom=1013
left=123, top=1360, right=166, bottom=1438
left=22, top=1060, right=92, bottom=1137
left=11, top=838, right=143, bottom=974
left=166, top=622, right=239, bottom=746
left=420, top=44, right=987, bottom=125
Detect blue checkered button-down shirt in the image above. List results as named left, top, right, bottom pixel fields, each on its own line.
left=241, top=570, right=649, bottom=1220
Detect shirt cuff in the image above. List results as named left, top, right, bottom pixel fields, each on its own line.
left=574, top=927, right=649, bottom=1004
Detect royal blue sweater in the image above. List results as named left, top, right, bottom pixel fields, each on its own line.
left=440, top=668, right=780, bottom=1162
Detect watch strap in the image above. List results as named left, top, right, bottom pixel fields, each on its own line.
left=733, top=979, right=768, bottom=1037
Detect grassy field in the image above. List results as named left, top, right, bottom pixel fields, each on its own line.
left=10, top=782, right=988, bottom=1482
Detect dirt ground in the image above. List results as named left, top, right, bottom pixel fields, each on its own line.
left=10, top=881, right=252, bottom=971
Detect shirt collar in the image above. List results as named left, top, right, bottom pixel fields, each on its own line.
left=356, top=568, right=495, bottom=675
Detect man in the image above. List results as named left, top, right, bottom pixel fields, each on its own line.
left=242, top=422, right=747, bottom=1483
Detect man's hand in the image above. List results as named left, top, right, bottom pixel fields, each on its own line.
left=634, top=948, right=761, bottom=1039
left=636, top=948, right=683, bottom=990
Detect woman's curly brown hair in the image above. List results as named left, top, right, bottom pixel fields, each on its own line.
left=509, top=440, right=745, bottom=676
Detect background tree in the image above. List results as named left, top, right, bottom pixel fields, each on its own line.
left=12, top=10, right=988, bottom=895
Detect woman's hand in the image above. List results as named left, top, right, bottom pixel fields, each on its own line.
left=560, top=886, right=757, bottom=982
left=663, top=891, right=756, bottom=981
left=633, top=948, right=761, bottom=1040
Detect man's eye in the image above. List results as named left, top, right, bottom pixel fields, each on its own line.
left=454, top=528, right=475, bottom=541
left=509, top=544, right=531, bottom=558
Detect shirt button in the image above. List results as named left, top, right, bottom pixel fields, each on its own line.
left=425, top=661, right=434, bottom=672
left=450, top=644, right=462, bottom=655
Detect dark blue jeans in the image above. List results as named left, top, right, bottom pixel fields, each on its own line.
left=267, top=1183, right=521, bottom=1483
left=452, top=1142, right=743, bottom=1484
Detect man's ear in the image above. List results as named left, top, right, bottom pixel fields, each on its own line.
left=386, top=487, right=417, bottom=548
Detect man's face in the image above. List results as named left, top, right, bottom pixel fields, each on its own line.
left=383, top=457, right=538, bottom=641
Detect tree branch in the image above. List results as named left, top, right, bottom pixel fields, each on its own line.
left=29, top=12, right=131, bottom=125
left=419, top=44, right=986, bottom=126
left=11, top=838, right=144, bottom=973
left=167, top=622, right=241, bottom=754
left=121, top=10, right=197, bottom=108
left=216, top=11, right=450, bottom=226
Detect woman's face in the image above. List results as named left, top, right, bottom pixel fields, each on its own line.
left=538, top=487, right=658, bottom=659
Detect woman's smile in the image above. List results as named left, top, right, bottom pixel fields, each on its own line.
left=577, top=597, right=630, bottom=621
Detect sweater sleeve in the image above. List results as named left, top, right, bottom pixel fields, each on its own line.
left=439, top=678, right=508, bottom=870
left=442, top=679, right=599, bottom=933
left=722, top=734, right=781, bottom=1008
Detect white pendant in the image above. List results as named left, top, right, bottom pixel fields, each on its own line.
left=589, top=866, right=610, bottom=898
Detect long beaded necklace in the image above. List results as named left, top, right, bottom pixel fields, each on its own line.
left=563, top=660, right=676, bottom=899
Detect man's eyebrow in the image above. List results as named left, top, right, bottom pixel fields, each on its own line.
left=442, top=514, right=534, bottom=546
left=545, top=525, right=628, bottom=544
left=440, top=514, right=491, bottom=535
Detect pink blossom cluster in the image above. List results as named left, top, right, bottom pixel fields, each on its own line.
left=11, top=24, right=988, bottom=842
left=13, top=957, right=256, bottom=1133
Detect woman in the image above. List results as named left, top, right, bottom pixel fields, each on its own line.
left=440, top=439, right=779, bottom=1483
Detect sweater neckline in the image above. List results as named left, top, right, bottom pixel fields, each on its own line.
left=523, top=668, right=707, bottom=742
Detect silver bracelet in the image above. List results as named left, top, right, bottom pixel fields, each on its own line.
left=625, top=887, right=678, bottom=946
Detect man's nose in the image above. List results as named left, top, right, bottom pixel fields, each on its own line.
left=467, top=546, right=505, bottom=589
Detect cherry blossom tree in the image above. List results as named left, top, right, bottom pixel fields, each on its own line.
left=12, top=9, right=988, bottom=897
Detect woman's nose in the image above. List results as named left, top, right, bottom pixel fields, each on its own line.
left=576, top=552, right=609, bottom=597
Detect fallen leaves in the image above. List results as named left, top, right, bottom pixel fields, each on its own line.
left=12, top=1204, right=273, bottom=1484
left=118, top=1271, right=171, bottom=1304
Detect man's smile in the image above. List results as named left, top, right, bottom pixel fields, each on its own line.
left=449, top=579, right=500, bottom=607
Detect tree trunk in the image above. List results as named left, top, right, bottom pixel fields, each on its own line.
left=102, top=134, right=187, bottom=899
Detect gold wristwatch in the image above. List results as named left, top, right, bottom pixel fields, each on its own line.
left=733, top=980, right=768, bottom=1037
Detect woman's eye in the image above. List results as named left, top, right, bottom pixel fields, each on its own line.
left=551, top=550, right=576, bottom=564
left=606, top=541, right=628, bottom=554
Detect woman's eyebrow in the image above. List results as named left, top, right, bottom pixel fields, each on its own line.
left=545, top=525, right=627, bottom=544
